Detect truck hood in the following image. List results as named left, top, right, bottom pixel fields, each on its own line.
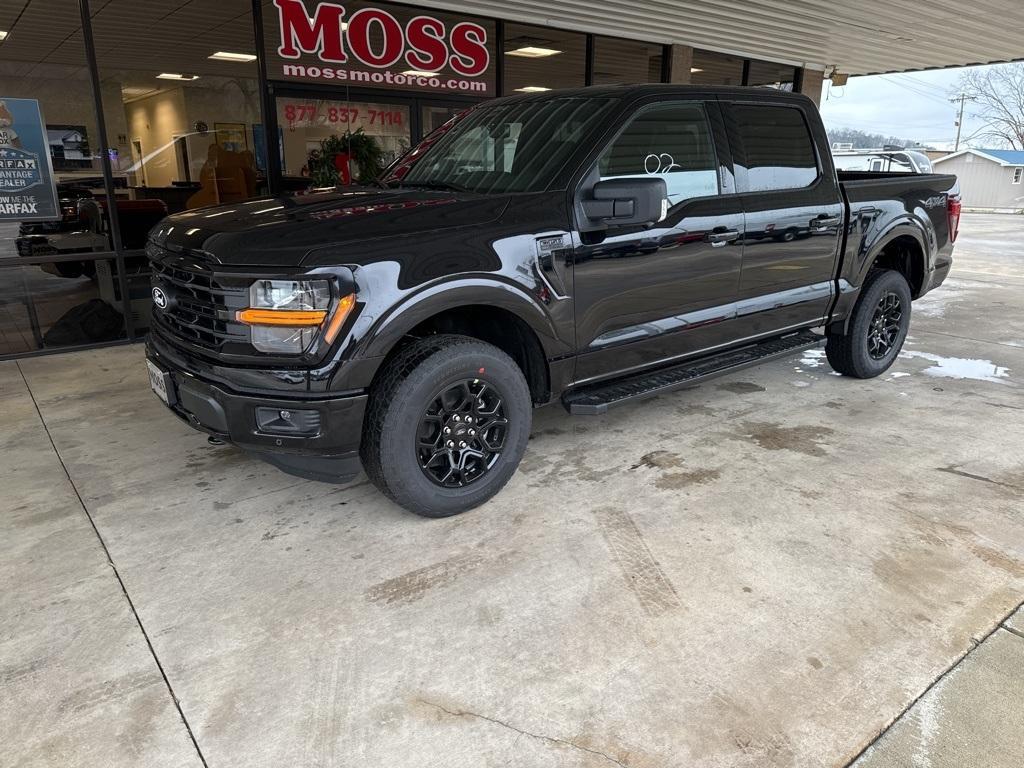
left=150, top=188, right=510, bottom=267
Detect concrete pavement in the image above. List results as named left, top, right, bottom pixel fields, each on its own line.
left=3, top=213, right=1024, bottom=767
left=853, top=616, right=1024, bottom=767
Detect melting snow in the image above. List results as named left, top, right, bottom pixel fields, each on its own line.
left=800, top=349, right=827, bottom=368
left=901, top=351, right=1010, bottom=383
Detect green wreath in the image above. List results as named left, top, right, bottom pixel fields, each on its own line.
left=307, top=129, right=385, bottom=187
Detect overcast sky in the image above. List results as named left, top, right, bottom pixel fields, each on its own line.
left=817, top=65, right=997, bottom=150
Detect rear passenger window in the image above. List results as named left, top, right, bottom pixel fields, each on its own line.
left=598, top=103, right=719, bottom=206
left=733, top=105, right=819, bottom=192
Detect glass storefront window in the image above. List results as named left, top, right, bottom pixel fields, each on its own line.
left=0, top=0, right=131, bottom=354
left=592, top=37, right=664, bottom=85
left=747, top=59, right=797, bottom=90
left=91, top=0, right=268, bottom=216
left=422, top=104, right=465, bottom=136
left=690, top=49, right=745, bottom=86
left=276, top=97, right=411, bottom=184
left=0, top=258, right=129, bottom=355
left=504, top=24, right=586, bottom=93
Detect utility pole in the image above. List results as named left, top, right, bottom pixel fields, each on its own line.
left=950, top=92, right=977, bottom=151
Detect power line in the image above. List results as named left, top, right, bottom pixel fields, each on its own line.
left=879, top=75, right=953, bottom=106
left=890, top=73, right=950, bottom=96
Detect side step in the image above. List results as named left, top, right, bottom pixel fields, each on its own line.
left=563, top=330, right=824, bottom=415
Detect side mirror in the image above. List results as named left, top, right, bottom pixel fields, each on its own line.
left=581, top=177, right=668, bottom=228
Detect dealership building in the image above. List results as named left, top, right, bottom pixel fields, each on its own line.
left=0, top=0, right=1020, bottom=359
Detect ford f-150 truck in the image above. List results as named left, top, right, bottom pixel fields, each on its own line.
left=145, top=85, right=960, bottom=517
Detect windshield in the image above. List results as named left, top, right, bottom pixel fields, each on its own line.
left=385, top=97, right=618, bottom=194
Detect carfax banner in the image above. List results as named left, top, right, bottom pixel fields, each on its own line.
left=0, top=98, right=60, bottom=221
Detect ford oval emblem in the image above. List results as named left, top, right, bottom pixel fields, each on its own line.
left=152, top=286, right=169, bottom=310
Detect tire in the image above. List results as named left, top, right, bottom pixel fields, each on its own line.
left=826, top=269, right=912, bottom=378
left=360, top=334, right=532, bottom=518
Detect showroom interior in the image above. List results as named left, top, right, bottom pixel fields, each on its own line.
left=0, top=0, right=817, bottom=359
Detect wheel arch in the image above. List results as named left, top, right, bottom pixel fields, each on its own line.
left=860, top=223, right=929, bottom=298
left=354, top=282, right=566, bottom=405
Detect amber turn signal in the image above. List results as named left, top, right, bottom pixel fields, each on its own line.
left=323, top=293, right=357, bottom=342
left=235, top=308, right=327, bottom=326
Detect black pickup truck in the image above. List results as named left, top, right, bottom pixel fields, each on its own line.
left=145, top=85, right=960, bottom=517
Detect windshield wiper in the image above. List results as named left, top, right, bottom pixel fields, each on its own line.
left=396, top=180, right=470, bottom=193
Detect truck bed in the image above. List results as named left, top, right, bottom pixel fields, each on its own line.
left=835, top=170, right=960, bottom=301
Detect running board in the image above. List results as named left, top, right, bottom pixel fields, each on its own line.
left=563, top=330, right=824, bottom=415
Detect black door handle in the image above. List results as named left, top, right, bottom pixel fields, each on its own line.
left=707, top=229, right=740, bottom=247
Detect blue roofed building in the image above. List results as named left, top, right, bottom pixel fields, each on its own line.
left=933, top=149, right=1024, bottom=211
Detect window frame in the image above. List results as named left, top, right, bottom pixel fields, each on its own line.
left=1013, top=167, right=1023, bottom=185
left=724, top=100, right=826, bottom=195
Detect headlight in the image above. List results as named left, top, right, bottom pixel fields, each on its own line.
left=250, top=279, right=331, bottom=313
left=236, top=279, right=353, bottom=355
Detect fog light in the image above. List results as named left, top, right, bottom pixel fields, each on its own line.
left=255, top=407, right=321, bottom=436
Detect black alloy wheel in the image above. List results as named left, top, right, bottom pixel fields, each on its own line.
left=867, top=292, right=904, bottom=360
left=360, top=334, right=532, bottom=517
left=417, top=378, right=508, bottom=488
left=825, top=268, right=912, bottom=379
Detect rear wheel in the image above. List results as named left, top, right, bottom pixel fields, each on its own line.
left=826, top=268, right=912, bottom=378
left=361, top=334, right=532, bottom=517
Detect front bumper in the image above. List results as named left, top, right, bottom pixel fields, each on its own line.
left=146, top=337, right=366, bottom=484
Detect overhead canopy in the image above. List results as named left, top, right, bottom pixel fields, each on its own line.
left=419, top=0, right=1024, bottom=76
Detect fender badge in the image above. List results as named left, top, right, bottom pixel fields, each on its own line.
left=536, top=234, right=567, bottom=255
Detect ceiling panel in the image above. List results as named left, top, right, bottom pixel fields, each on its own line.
left=412, top=0, right=1024, bottom=75
left=0, top=0, right=1021, bottom=81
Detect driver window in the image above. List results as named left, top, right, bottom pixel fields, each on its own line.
left=598, top=103, right=719, bottom=206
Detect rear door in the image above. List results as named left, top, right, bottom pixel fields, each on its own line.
left=570, top=98, right=744, bottom=384
left=724, top=99, right=844, bottom=334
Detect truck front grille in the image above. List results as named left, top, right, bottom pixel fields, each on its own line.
left=147, top=245, right=249, bottom=354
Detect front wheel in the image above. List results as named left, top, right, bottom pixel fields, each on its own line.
left=361, top=334, right=532, bottom=517
left=826, top=268, right=912, bottom=378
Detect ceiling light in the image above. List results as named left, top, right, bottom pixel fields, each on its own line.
left=514, top=86, right=551, bottom=92
left=209, top=51, right=257, bottom=62
left=402, top=70, right=439, bottom=77
left=690, top=67, right=704, bottom=73
left=157, top=73, right=200, bottom=81
left=0, top=30, right=8, bottom=41
left=506, top=46, right=561, bottom=58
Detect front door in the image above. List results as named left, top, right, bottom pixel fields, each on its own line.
left=725, top=100, right=844, bottom=334
left=571, top=99, right=744, bottom=384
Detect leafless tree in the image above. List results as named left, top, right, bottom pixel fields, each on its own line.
left=956, top=63, right=1024, bottom=150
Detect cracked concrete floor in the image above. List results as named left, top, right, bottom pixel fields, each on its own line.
left=3, top=214, right=1024, bottom=768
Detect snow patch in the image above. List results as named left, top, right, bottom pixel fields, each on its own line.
left=902, top=351, right=1010, bottom=383
left=800, top=349, right=826, bottom=368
